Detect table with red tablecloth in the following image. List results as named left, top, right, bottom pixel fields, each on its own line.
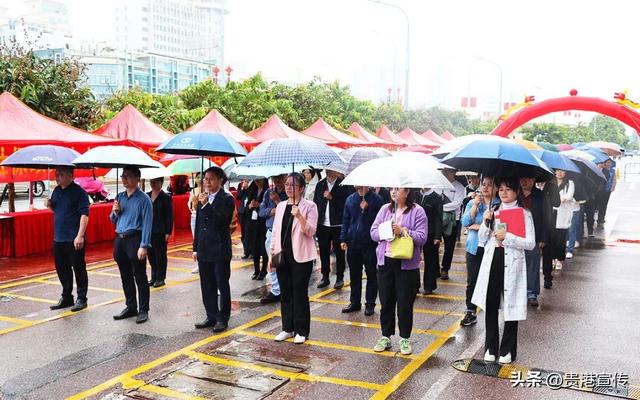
left=1, top=193, right=193, bottom=257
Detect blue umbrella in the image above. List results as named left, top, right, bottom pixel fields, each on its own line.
left=577, top=146, right=610, bottom=164
left=156, top=131, right=247, bottom=157
left=531, top=150, right=580, bottom=173
left=1, top=145, right=81, bottom=168
left=563, top=154, right=606, bottom=182
left=442, top=138, right=553, bottom=180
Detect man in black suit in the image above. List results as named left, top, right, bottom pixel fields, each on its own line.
left=147, top=177, right=173, bottom=288
left=192, top=166, right=235, bottom=332
left=420, top=187, right=443, bottom=294
left=314, top=169, right=354, bottom=289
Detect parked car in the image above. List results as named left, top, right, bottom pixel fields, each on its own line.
left=6, top=181, right=47, bottom=198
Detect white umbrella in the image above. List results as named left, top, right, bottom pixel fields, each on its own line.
left=337, top=147, right=392, bottom=174
left=104, top=164, right=171, bottom=180
left=342, top=152, right=453, bottom=189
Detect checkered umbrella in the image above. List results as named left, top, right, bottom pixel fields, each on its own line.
left=238, top=138, right=343, bottom=169
left=338, top=147, right=392, bottom=174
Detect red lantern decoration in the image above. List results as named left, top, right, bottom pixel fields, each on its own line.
left=569, top=89, right=578, bottom=96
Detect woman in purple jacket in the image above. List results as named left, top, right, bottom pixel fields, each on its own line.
left=370, top=188, right=427, bottom=355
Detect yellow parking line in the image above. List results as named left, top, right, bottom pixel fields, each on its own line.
left=238, top=329, right=417, bottom=360
left=66, top=312, right=278, bottom=400
left=34, top=279, right=122, bottom=294
left=167, top=266, right=194, bottom=272
left=0, top=292, right=57, bottom=304
left=0, top=315, right=34, bottom=326
left=87, top=271, right=121, bottom=278
left=310, top=298, right=464, bottom=318
left=186, top=350, right=384, bottom=391
left=418, top=293, right=466, bottom=301
left=295, top=314, right=447, bottom=338
left=438, top=281, right=467, bottom=288
left=369, top=318, right=463, bottom=399
left=128, top=379, right=207, bottom=400
left=168, top=256, right=196, bottom=261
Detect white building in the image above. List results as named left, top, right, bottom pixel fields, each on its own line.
left=113, top=0, right=225, bottom=66
left=0, top=0, right=73, bottom=49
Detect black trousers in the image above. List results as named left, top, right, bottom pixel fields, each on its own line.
left=584, top=200, right=596, bottom=235
left=252, top=221, right=268, bottom=275
left=441, top=222, right=460, bottom=271
left=148, top=233, right=168, bottom=282
left=346, top=243, right=378, bottom=306
left=485, top=247, right=518, bottom=359
left=114, top=234, right=150, bottom=312
left=596, top=191, right=611, bottom=224
left=53, top=241, right=88, bottom=301
left=378, top=257, right=420, bottom=338
left=199, top=259, right=231, bottom=323
left=422, top=234, right=440, bottom=291
left=239, top=212, right=251, bottom=256
left=277, top=251, right=313, bottom=336
left=317, top=225, right=346, bottom=280
left=542, top=228, right=567, bottom=283
left=465, top=247, right=484, bottom=312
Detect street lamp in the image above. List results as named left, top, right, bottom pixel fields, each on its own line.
left=473, top=55, right=503, bottom=116
left=369, top=0, right=410, bottom=110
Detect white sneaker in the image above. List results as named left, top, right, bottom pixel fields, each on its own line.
left=556, top=261, right=563, bottom=270
left=293, top=334, right=306, bottom=344
left=498, top=353, right=512, bottom=364
left=274, top=331, right=294, bottom=342
left=191, top=266, right=199, bottom=274
left=575, top=241, right=580, bottom=248
left=566, top=252, right=573, bottom=259
left=484, top=350, right=496, bottom=362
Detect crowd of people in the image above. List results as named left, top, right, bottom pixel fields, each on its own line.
left=44, top=155, right=616, bottom=363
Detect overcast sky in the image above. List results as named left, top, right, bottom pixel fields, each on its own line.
left=7, top=0, right=640, bottom=109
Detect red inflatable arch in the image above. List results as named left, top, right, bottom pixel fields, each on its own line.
left=491, top=93, right=640, bottom=137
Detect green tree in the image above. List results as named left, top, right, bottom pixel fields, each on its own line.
left=0, top=41, right=98, bottom=129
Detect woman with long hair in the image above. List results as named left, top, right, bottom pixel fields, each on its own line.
left=472, top=177, right=535, bottom=364
left=269, top=173, right=318, bottom=344
left=370, top=188, right=427, bottom=355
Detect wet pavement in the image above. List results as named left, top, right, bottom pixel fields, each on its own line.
left=1, top=181, right=639, bottom=400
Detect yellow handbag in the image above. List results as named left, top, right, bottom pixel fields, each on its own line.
left=389, top=228, right=414, bottom=260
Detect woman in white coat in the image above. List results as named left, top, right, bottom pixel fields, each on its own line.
left=472, top=177, right=536, bottom=365
left=302, top=169, right=320, bottom=202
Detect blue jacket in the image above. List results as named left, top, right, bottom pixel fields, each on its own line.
left=461, top=197, right=499, bottom=256
left=340, top=191, right=383, bottom=246
left=259, top=187, right=288, bottom=230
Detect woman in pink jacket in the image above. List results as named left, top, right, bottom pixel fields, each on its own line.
left=269, top=172, right=319, bottom=344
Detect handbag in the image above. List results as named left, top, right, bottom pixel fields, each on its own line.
left=389, top=228, right=414, bottom=260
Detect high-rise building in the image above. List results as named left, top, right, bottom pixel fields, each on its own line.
left=113, top=0, right=225, bottom=65
left=0, top=0, right=73, bottom=49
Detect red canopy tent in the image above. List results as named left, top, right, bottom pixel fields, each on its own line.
left=347, top=122, right=396, bottom=149
left=187, top=109, right=258, bottom=150
left=397, top=128, right=440, bottom=148
left=399, top=145, right=435, bottom=154
left=248, top=114, right=308, bottom=142
left=93, top=104, right=173, bottom=157
left=303, top=118, right=369, bottom=148
left=441, top=130, right=456, bottom=141
left=0, top=92, right=121, bottom=183
left=376, top=125, right=411, bottom=146
left=422, top=129, right=449, bottom=145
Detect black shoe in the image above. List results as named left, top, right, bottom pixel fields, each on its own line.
left=316, top=278, right=330, bottom=289
left=364, top=304, right=375, bottom=316
left=148, top=279, right=156, bottom=286
left=440, top=271, right=449, bottom=280
left=460, top=312, right=477, bottom=327
left=136, top=312, right=148, bottom=324
left=113, top=307, right=138, bottom=320
left=195, top=319, right=216, bottom=329
left=257, top=272, right=267, bottom=280
left=260, top=292, right=280, bottom=304
left=544, top=280, right=552, bottom=289
left=421, top=289, right=434, bottom=295
left=334, top=279, right=344, bottom=290
left=341, top=303, right=361, bottom=313
left=251, top=272, right=259, bottom=280
left=153, top=280, right=165, bottom=288
left=70, top=299, right=87, bottom=312
left=212, top=321, right=228, bottom=332
left=50, top=297, right=74, bottom=310
left=528, top=298, right=539, bottom=307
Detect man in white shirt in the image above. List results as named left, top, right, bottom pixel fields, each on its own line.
left=438, top=168, right=466, bottom=280
left=313, top=170, right=354, bottom=289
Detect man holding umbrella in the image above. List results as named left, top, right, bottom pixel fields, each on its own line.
left=47, top=166, right=90, bottom=312
left=110, top=166, right=153, bottom=324
left=438, top=168, right=466, bottom=280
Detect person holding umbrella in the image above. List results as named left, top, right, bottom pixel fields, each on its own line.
left=439, top=168, right=466, bottom=281
left=520, top=176, right=546, bottom=307
left=269, top=173, right=318, bottom=344
left=340, top=185, right=383, bottom=316
left=110, top=166, right=153, bottom=324
left=259, top=174, right=288, bottom=304
left=246, top=178, right=269, bottom=280
left=192, top=166, right=235, bottom=332
left=472, top=177, right=536, bottom=364
left=419, top=186, right=443, bottom=295
left=47, top=166, right=90, bottom=312
left=147, top=177, right=173, bottom=288
left=370, top=188, right=427, bottom=356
